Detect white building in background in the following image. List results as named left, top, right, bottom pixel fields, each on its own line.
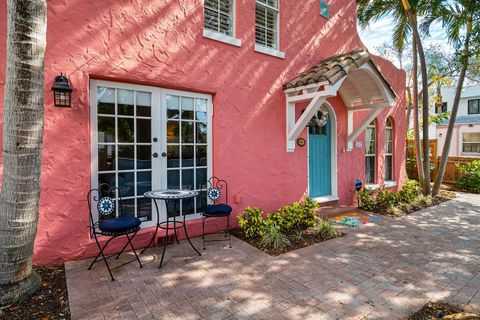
left=436, top=84, right=480, bottom=157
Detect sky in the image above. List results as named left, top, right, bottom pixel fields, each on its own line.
left=358, top=16, right=450, bottom=66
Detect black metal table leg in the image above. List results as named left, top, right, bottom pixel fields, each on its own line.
left=171, top=200, right=180, bottom=245
left=159, top=216, right=169, bottom=268
left=141, top=199, right=161, bottom=254
left=183, top=214, right=201, bottom=256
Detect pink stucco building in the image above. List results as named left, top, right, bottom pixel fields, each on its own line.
left=0, top=0, right=406, bottom=264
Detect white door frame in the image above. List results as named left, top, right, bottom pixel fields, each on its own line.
left=306, top=101, right=338, bottom=203
left=90, top=80, right=213, bottom=228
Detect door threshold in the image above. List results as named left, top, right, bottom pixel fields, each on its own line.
left=312, top=195, right=339, bottom=203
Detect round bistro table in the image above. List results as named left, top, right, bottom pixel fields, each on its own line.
left=141, top=189, right=201, bottom=268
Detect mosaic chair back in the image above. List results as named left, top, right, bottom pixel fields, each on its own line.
left=201, top=177, right=233, bottom=249
left=87, top=183, right=143, bottom=281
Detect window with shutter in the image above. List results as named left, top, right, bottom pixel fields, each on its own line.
left=204, top=0, right=234, bottom=36
left=255, top=0, right=279, bottom=50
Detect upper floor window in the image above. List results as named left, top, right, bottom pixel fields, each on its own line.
left=255, top=0, right=279, bottom=50
left=204, top=0, right=234, bottom=37
left=463, top=133, right=480, bottom=153
left=365, top=121, right=376, bottom=185
left=385, top=118, right=393, bottom=181
left=468, top=99, right=480, bottom=114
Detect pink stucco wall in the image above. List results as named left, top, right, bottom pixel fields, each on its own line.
left=0, top=0, right=406, bottom=264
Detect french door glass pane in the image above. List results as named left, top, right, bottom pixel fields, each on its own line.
left=137, top=171, right=152, bottom=196
left=136, top=91, right=151, bottom=117
left=98, top=145, right=115, bottom=171
left=181, top=97, right=194, bottom=119
left=196, top=168, right=207, bottom=189
left=137, top=197, right=152, bottom=221
left=98, top=117, right=115, bottom=143
left=97, top=87, right=115, bottom=114
left=182, top=145, right=194, bottom=167
left=167, top=170, right=180, bottom=189
left=196, top=145, right=207, bottom=166
left=196, top=122, right=207, bottom=143
left=167, top=145, right=180, bottom=168
left=182, top=169, right=194, bottom=189
left=118, top=118, right=134, bottom=143
left=137, top=119, right=151, bottom=143
left=118, top=145, right=135, bottom=170
left=96, top=86, right=153, bottom=222
left=167, top=121, right=179, bottom=143
left=99, top=172, right=115, bottom=186
left=167, top=96, right=180, bottom=119
left=118, top=172, right=135, bottom=197
left=119, top=199, right=135, bottom=217
left=196, top=99, right=207, bottom=121
left=118, top=89, right=134, bottom=116
left=166, top=94, right=209, bottom=215
left=137, top=145, right=152, bottom=169
left=182, top=121, right=194, bottom=143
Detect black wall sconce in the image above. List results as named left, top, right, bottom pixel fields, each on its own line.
left=51, top=73, right=72, bottom=107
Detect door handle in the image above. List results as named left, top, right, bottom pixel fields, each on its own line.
left=153, top=137, right=158, bottom=142
left=161, top=152, right=167, bottom=158
left=153, top=152, right=158, bottom=158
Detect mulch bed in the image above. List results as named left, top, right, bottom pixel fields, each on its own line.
left=407, top=301, right=479, bottom=319
left=0, top=264, right=70, bottom=320
left=231, top=228, right=344, bottom=256
left=379, top=190, right=457, bottom=216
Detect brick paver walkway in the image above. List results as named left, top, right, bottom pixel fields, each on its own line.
left=66, top=193, right=480, bottom=319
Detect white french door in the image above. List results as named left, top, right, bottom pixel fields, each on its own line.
left=90, top=80, right=212, bottom=228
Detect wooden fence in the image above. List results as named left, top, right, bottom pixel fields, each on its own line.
left=406, top=139, right=480, bottom=183
left=435, top=156, right=480, bottom=184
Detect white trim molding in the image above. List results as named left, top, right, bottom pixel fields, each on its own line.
left=313, top=195, right=339, bottom=203
left=254, top=44, right=285, bottom=59
left=365, top=184, right=380, bottom=190
left=384, top=181, right=397, bottom=188
left=203, top=29, right=241, bottom=47
left=284, top=61, right=396, bottom=152
left=89, top=80, right=213, bottom=228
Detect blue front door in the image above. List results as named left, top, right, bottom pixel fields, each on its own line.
left=308, top=112, right=331, bottom=197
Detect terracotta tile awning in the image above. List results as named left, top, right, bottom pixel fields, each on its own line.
left=283, top=49, right=396, bottom=98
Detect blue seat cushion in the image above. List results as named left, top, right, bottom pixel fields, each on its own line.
left=99, top=216, right=141, bottom=233
left=204, top=204, right=232, bottom=216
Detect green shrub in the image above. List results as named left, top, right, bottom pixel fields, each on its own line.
left=356, top=187, right=378, bottom=212
left=238, top=207, right=265, bottom=238
left=266, top=196, right=317, bottom=233
left=376, top=188, right=399, bottom=210
left=358, top=179, right=423, bottom=213
left=398, top=179, right=421, bottom=203
left=456, top=160, right=480, bottom=193
left=261, top=223, right=291, bottom=251
left=313, top=218, right=340, bottom=240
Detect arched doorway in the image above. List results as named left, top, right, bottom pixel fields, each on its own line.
left=308, top=103, right=337, bottom=199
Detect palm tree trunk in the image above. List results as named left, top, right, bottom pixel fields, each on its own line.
left=432, top=19, right=472, bottom=195
left=0, top=0, right=47, bottom=307
left=405, top=90, right=412, bottom=132
left=405, top=10, right=430, bottom=194
left=411, top=37, right=425, bottom=185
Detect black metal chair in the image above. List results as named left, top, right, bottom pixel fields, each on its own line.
left=87, top=184, right=143, bottom=281
left=201, top=177, right=232, bottom=250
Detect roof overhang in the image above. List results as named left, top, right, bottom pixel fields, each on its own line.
left=283, top=49, right=398, bottom=152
